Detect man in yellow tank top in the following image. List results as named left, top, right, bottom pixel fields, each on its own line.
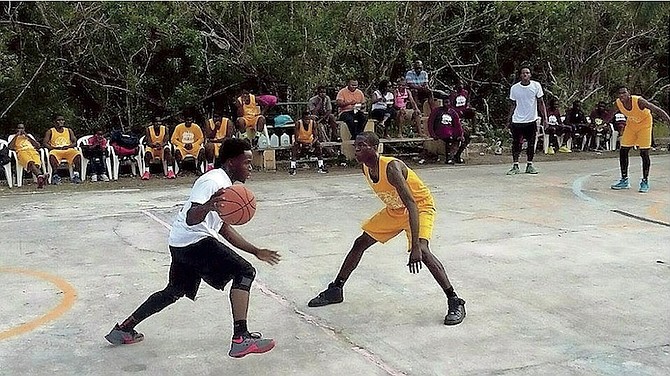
left=308, top=131, right=466, bottom=325
left=142, top=117, right=175, bottom=180
left=42, top=114, right=82, bottom=184
left=288, top=111, right=327, bottom=176
left=171, top=116, right=205, bottom=175
left=607, top=85, right=670, bottom=193
left=235, top=90, right=267, bottom=143
left=8, top=123, right=47, bottom=188
left=204, top=114, right=233, bottom=171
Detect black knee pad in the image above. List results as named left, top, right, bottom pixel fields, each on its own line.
left=231, top=264, right=256, bottom=291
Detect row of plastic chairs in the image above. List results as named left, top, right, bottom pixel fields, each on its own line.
left=534, top=117, right=619, bottom=154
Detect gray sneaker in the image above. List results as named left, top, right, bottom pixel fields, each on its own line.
left=229, top=332, right=275, bottom=358
left=104, top=324, right=144, bottom=345
left=100, top=174, right=110, bottom=182
left=506, top=165, right=520, bottom=175
left=525, top=164, right=539, bottom=174
left=71, top=172, right=82, bottom=184
left=51, top=174, right=62, bottom=185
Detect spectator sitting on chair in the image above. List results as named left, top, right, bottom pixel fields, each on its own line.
left=427, top=99, right=466, bottom=165
left=450, top=79, right=478, bottom=134
left=83, top=128, right=110, bottom=182
left=171, top=116, right=205, bottom=175
left=545, top=98, right=572, bottom=154
left=8, top=123, right=47, bottom=188
left=42, top=114, right=82, bottom=185
left=336, top=79, right=367, bottom=140
left=370, top=80, right=396, bottom=139
left=205, top=114, right=234, bottom=171
left=142, top=116, right=175, bottom=180
left=235, top=90, right=267, bottom=143
left=544, top=97, right=564, bottom=154
left=288, top=111, right=328, bottom=176
left=405, top=60, right=433, bottom=110
left=393, top=78, right=422, bottom=138
left=308, top=86, right=340, bottom=142
left=589, top=101, right=612, bottom=151
left=564, top=101, right=590, bottom=148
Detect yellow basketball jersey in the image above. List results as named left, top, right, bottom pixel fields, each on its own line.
left=616, top=96, right=651, bottom=127
left=15, top=135, right=35, bottom=151
left=295, top=119, right=314, bottom=143
left=48, top=127, right=71, bottom=147
left=238, top=95, right=260, bottom=117
left=148, top=125, right=166, bottom=144
left=207, top=118, right=229, bottom=140
left=362, top=156, right=434, bottom=210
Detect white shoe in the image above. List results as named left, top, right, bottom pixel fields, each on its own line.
left=90, top=174, right=98, bottom=182
left=100, top=174, right=110, bottom=182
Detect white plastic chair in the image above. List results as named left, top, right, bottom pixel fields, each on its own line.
left=109, top=136, right=143, bottom=181
left=0, top=139, right=14, bottom=188
left=139, top=136, right=170, bottom=175
left=6, top=133, right=43, bottom=187
left=77, top=135, right=113, bottom=181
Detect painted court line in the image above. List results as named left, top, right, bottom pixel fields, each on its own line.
left=572, top=167, right=670, bottom=228
left=0, top=268, right=77, bottom=341
left=142, top=209, right=406, bottom=376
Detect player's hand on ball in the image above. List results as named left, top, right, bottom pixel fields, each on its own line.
left=255, top=248, right=281, bottom=265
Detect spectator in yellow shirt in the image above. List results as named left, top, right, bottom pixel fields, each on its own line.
left=171, top=116, right=205, bottom=174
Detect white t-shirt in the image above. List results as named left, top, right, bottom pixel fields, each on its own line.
left=509, top=80, right=544, bottom=123
left=371, top=90, right=394, bottom=111
left=168, top=169, right=232, bottom=247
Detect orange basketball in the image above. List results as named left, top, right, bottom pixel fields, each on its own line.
left=215, top=185, right=257, bottom=225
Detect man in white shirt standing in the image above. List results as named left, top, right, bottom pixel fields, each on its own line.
left=105, top=138, right=281, bottom=359
left=507, top=67, right=548, bottom=175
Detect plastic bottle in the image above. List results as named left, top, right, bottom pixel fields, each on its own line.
left=270, top=133, right=279, bottom=148
left=257, top=134, right=269, bottom=149
left=280, top=133, right=291, bottom=147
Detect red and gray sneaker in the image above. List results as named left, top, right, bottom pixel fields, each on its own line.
left=105, top=324, right=144, bottom=345
left=229, top=332, right=275, bottom=358
left=36, top=174, right=46, bottom=189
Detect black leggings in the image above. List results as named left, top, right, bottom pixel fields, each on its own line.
left=620, top=147, right=651, bottom=180
left=511, top=122, right=537, bottom=162
left=127, top=237, right=255, bottom=327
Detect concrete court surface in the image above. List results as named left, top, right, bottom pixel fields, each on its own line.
left=0, top=154, right=669, bottom=376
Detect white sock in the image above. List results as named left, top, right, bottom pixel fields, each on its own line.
left=318, top=160, right=324, bottom=168
left=144, top=167, right=150, bottom=173
left=167, top=166, right=173, bottom=172
left=290, top=161, right=297, bottom=169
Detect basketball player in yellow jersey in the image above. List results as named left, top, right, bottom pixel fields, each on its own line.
left=235, top=90, right=267, bottom=142
left=142, top=117, right=175, bottom=180
left=205, top=114, right=233, bottom=171
left=308, top=131, right=466, bottom=325
left=42, top=114, right=82, bottom=184
left=607, top=85, right=670, bottom=193
left=171, top=116, right=205, bottom=174
left=8, top=123, right=47, bottom=188
left=288, top=111, right=327, bottom=176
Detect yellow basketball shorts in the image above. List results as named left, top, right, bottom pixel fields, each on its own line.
left=620, top=123, right=652, bottom=149
left=146, top=146, right=168, bottom=160
left=17, top=149, right=41, bottom=169
left=49, top=148, right=80, bottom=165
left=362, top=206, right=435, bottom=248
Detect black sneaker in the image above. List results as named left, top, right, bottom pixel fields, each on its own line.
left=105, top=323, right=144, bottom=345
left=288, top=168, right=296, bottom=176
left=308, top=283, right=343, bottom=307
left=444, top=297, right=466, bottom=325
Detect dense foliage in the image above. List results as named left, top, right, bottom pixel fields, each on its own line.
left=1, top=1, right=668, bottom=138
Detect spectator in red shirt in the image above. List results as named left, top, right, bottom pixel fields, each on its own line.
left=84, top=128, right=110, bottom=182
